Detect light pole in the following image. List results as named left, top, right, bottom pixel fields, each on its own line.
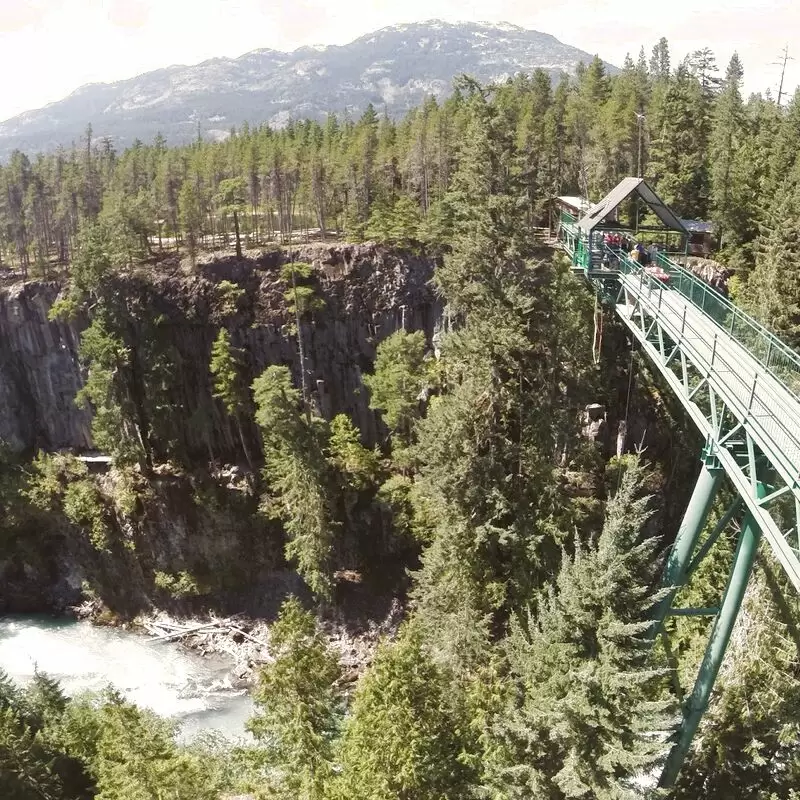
left=635, top=112, right=646, bottom=178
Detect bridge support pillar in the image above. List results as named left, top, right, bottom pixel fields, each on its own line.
left=650, top=457, right=722, bottom=639
left=658, top=485, right=765, bottom=788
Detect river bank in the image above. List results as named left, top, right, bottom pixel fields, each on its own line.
left=0, top=614, right=254, bottom=741
left=72, top=587, right=405, bottom=691
left=132, top=600, right=405, bottom=687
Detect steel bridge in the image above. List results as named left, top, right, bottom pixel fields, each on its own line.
left=558, top=208, right=800, bottom=787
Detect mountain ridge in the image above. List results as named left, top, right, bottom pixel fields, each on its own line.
left=0, top=20, right=616, bottom=158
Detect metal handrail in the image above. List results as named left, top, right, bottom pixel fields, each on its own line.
left=614, top=250, right=800, bottom=477
left=653, top=252, right=800, bottom=398
left=604, top=244, right=800, bottom=400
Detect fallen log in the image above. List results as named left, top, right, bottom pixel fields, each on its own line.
left=146, top=618, right=233, bottom=643
left=229, top=624, right=270, bottom=649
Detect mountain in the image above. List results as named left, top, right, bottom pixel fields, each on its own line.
left=0, top=20, right=615, bottom=159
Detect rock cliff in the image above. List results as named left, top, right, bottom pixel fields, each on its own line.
left=0, top=282, right=92, bottom=452
left=0, top=243, right=437, bottom=615
left=0, top=243, right=440, bottom=460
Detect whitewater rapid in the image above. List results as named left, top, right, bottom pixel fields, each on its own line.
left=0, top=615, right=254, bottom=742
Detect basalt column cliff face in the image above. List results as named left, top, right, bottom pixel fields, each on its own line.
left=0, top=244, right=441, bottom=460
left=0, top=282, right=92, bottom=453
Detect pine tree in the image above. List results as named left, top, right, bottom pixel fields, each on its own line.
left=280, top=261, right=324, bottom=413
left=327, top=414, right=379, bottom=491
left=214, top=177, right=247, bottom=258
left=178, top=180, right=205, bottom=267
left=76, top=313, right=150, bottom=468
left=79, top=691, right=220, bottom=800
left=333, top=625, right=475, bottom=800
left=387, top=195, right=422, bottom=246
left=710, top=54, right=746, bottom=250
left=209, top=327, right=253, bottom=467
left=747, top=168, right=800, bottom=347
left=0, top=707, right=63, bottom=800
left=363, top=329, right=427, bottom=448
left=247, top=597, right=341, bottom=799
left=648, top=64, right=709, bottom=217
left=491, top=459, right=674, bottom=798
left=649, top=37, right=671, bottom=81
left=252, top=365, right=336, bottom=600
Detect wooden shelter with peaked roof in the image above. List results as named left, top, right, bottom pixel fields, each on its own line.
left=577, top=177, right=688, bottom=237
left=559, top=177, right=689, bottom=274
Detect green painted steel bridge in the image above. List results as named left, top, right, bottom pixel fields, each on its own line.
left=557, top=185, right=800, bottom=787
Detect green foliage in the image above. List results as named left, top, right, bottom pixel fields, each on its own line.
left=746, top=167, right=800, bottom=348
left=0, top=706, right=63, bottom=800
left=62, top=479, right=111, bottom=551
left=0, top=445, right=41, bottom=550
left=0, top=670, right=88, bottom=800
left=178, top=180, right=205, bottom=265
left=363, top=329, right=427, bottom=445
left=215, top=279, right=245, bottom=318
left=410, top=89, right=596, bottom=671
left=252, top=365, right=336, bottom=599
left=26, top=452, right=111, bottom=550
left=376, top=473, right=416, bottom=540
left=210, top=328, right=248, bottom=418
left=280, top=262, right=325, bottom=319
left=153, top=570, right=208, bottom=598
left=61, top=690, right=222, bottom=800
left=76, top=313, right=146, bottom=466
left=674, top=563, right=800, bottom=799
left=490, top=459, right=674, bottom=798
left=327, top=414, right=379, bottom=490
left=246, top=597, right=341, bottom=799
left=364, top=197, right=422, bottom=246
left=1, top=46, right=798, bottom=800
left=48, top=295, right=82, bottom=322
left=333, top=625, right=475, bottom=800
left=25, top=452, right=89, bottom=511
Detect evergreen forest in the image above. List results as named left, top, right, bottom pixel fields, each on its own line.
left=2, top=36, right=800, bottom=800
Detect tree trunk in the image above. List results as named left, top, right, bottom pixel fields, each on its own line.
left=291, top=266, right=311, bottom=422
left=233, top=210, right=242, bottom=258
left=235, top=416, right=255, bottom=471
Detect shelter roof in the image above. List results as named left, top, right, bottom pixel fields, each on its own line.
left=681, top=219, right=715, bottom=234
left=577, top=177, right=688, bottom=235
left=556, top=195, right=591, bottom=213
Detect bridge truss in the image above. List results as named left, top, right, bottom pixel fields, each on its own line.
left=559, top=216, right=800, bottom=786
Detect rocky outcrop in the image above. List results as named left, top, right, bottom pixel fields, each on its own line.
left=680, top=256, right=731, bottom=295
left=0, top=244, right=440, bottom=460
left=0, top=282, right=92, bottom=452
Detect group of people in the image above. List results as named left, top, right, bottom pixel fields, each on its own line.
left=601, top=231, right=659, bottom=267
left=602, top=231, right=628, bottom=250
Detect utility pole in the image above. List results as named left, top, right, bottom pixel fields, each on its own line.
left=635, top=112, right=646, bottom=178
left=773, top=45, right=794, bottom=106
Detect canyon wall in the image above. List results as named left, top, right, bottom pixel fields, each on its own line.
left=0, top=243, right=440, bottom=460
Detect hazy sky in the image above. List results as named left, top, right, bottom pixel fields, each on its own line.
left=1, top=0, right=798, bottom=121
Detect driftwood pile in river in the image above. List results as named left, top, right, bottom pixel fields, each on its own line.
left=141, top=614, right=269, bottom=649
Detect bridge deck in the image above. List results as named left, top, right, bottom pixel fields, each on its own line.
left=617, top=272, right=800, bottom=515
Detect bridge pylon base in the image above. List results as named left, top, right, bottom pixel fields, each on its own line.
left=658, top=477, right=766, bottom=788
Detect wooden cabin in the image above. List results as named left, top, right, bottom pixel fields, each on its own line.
left=680, top=219, right=716, bottom=256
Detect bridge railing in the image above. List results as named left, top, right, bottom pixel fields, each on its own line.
left=612, top=249, right=800, bottom=477
left=608, top=245, right=800, bottom=399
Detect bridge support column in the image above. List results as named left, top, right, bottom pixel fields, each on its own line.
left=650, top=456, right=722, bottom=639
left=658, top=487, right=765, bottom=788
